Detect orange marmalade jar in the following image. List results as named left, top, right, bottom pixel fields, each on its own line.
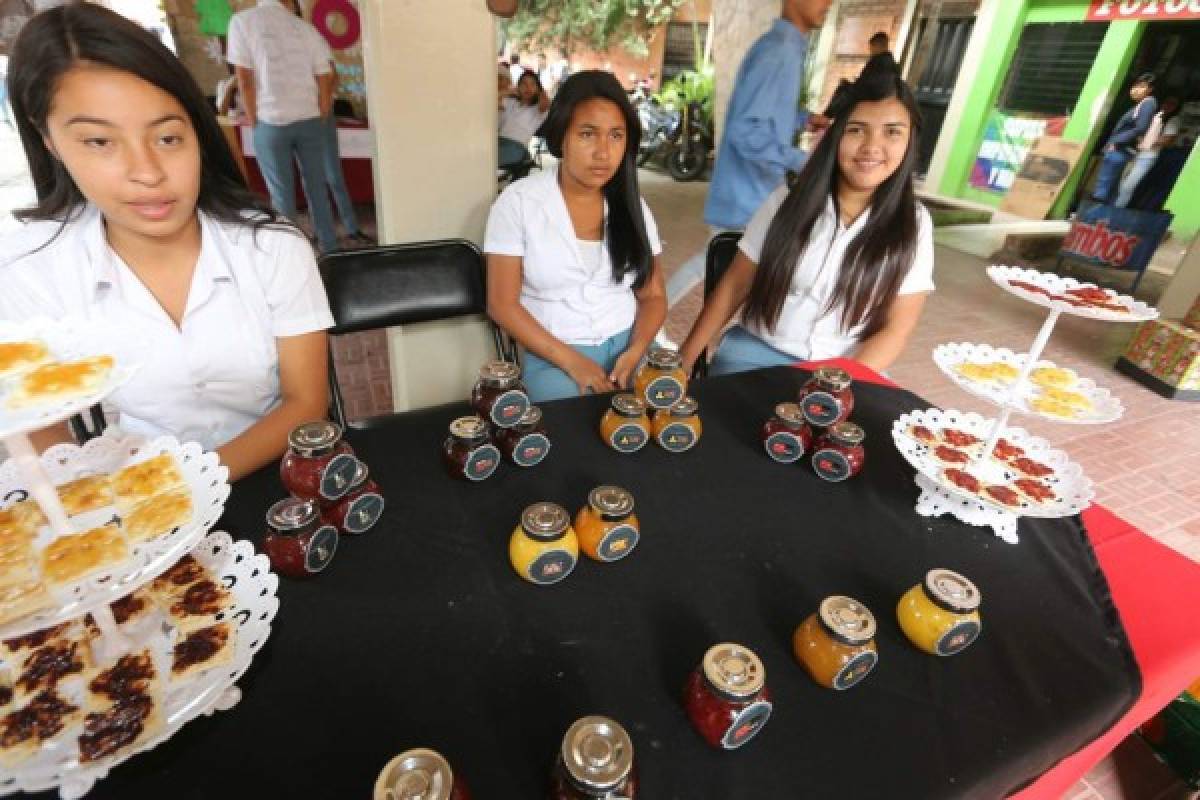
left=633, top=346, right=688, bottom=410
left=574, top=486, right=640, bottom=563
left=651, top=397, right=702, bottom=453
left=793, top=595, right=878, bottom=691
left=600, top=394, right=650, bottom=454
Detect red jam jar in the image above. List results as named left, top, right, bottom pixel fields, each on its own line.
left=262, top=497, right=339, bottom=578
left=761, top=402, right=813, bottom=464
left=280, top=421, right=359, bottom=502
left=550, top=716, right=638, bottom=799
left=443, top=416, right=501, bottom=482
left=495, top=406, right=551, bottom=467
left=811, top=422, right=866, bottom=482
left=470, top=360, right=529, bottom=429
left=373, top=748, right=471, bottom=800
left=320, top=460, right=384, bottom=535
left=798, top=367, right=855, bottom=428
left=683, top=643, right=773, bottom=750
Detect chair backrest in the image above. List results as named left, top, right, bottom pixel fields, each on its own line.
left=705, top=231, right=742, bottom=299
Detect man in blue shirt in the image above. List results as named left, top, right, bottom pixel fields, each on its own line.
left=1092, top=73, right=1157, bottom=206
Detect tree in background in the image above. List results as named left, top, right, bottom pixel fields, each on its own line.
left=504, top=0, right=686, bottom=59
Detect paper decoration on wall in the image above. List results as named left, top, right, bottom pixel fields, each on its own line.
left=195, top=0, right=233, bottom=37
left=312, top=0, right=360, bottom=50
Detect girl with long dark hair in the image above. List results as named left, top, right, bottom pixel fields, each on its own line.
left=0, top=3, right=333, bottom=480
left=485, top=70, right=667, bottom=401
left=679, top=69, right=934, bottom=376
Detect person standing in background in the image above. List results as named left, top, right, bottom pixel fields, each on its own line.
left=1091, top=73, right=1157, bottom=206
left=226, top=0, right=338, bottom=253
left=318, top=54, right=374, bottom=246
left=1115, top=96, right=1180, bottom=208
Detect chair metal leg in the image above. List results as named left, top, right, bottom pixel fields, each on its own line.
left=328, top=347, right=349, bottom=431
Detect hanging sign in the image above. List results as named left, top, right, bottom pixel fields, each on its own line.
left=1087, top=1, right=1200, bottom=21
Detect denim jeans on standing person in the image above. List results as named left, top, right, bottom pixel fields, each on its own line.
left=321, top=116, right=360, bottom=236
left=521, top=328, right=632, bottom=402
left=1115, top=150, right=1159, bottom=208
left=253, top=116, right=338, bottom=252
left=709, top=325, right=799, bottom=376
left=1091, top=148, right=1133, bottom=206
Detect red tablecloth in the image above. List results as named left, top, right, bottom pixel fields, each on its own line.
left=802, top=358, right=1200, bottom=798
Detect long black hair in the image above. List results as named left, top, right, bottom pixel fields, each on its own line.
left=744, top=68, right=923, bottom=339
left=6, top=2, right=288, bottom=238
left=536, top=70, right=652, bottom=289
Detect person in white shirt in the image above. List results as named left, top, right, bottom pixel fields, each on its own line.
left=1116, top=96, right=1181, bottom=208
left=485, top=70, right=667, bottom=402
left=498, top=70, right=550, bottom=171
left=226, top=0, right=339, bottom=253
left=680, top=67, right=934, bottom=376
left=2, top=4, right=333, bottom=481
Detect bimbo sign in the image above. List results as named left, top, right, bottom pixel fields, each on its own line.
left=1058, top=203, right=1172, bottom=280
left=1062, top=220, right=1140, bottom=266
left=1087, top=1, right=1200, bottom=20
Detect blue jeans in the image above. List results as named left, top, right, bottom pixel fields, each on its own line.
left=1115, top=150, right=1158, bottom=208
left=498, top=136, right=529, bottom=169
left=253, top=117, right=338, bottom=252
left=709, top=325, right=798, bottom=376
left=522, top=329, right=632, bottom=402
left=1092, top=148, right=1133, bottom=205
left=321, top=117, right=360, bottom=236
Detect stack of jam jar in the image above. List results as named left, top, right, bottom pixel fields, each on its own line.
left=444, top=361, right=550, bottom=481
left=266, top=420, right=386, bottom=578
left=761, top=367, right=865, bottom=482
left=599, top=346, right=701, bottom=454
left=509, top=486, right=642, bottom=585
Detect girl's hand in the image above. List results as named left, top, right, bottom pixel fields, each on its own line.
left=608, top=350, right=642, bottom=390
left=565, top=352, right=615, bottom=395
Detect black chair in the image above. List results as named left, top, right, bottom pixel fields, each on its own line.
left=67, top=405, right=107, bottom=443
left=319, top=240, right=507, bottom=430
left=693, top=231, right=742, bottom=378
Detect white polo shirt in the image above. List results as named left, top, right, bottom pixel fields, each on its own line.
left=0, top=206, right=335, bottom=450
left=738, top=186, right=935, bottom=361
left=499, top=97, right=548, bottom=146
left=484, top=166, right=663, bottom=346
left=225, top=0, right=331, bottom=126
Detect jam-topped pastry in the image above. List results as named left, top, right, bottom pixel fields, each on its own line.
left=171, top=623, right=234, bottom=680
left=982, top=485, right=1021, bottom=507
left=17, top=641, right=86, bottom=695
left=78, top=693, right=157, bottom=763
left=88, top=651, right=156, bottom=702
left=443, top=416, right=501, bottom=481
left=1009, top=456, right=1054, bottom=479
left=932, top=445, right=970, bottom=466
left=153, top=554, right=205, bottom=593
left=470, top=360, right=529, bottom=428
left=600, top=394, right=650, bottom=454
left=1007, top=279, right=1053, bottom=297
left=262, top=497, right=339, bottom=578
left=1013, top=477, right=1056, bottom=504
left=280, top=421, right=359, bottom=502
left=940, top=428, right=981, bottom=449
left=798, top=367, right=854, bottom=428
left=793, top=595, right=878, bottom=690
left=762, top=402, right=813, bottom=463
left=991, top=438, right=1025, bottom=462
left=495, top=405, right=551, bottom=467
left=942, top=468, right=982, bottom=494
left=551, top=716, right=638, bottom=799
left=905, top=423, right=938, bottom=445
left=321, top=460, right=385, bottom=535
left=811, top=422, right=865, bottom=482
left=375, top=748, right=472, bottom=800
left=683, top=643, right=772, bottom=750
left=509, top=502, right=578, bottom=586
left=574, top=486, right=639, bottom=563
left=897, top=569, right=983, bottom=657
left=634, top=346, right=688, bottom=410
left=1, top=690, right=79, bottom=750
left=651, top=396, right=702, bottom=453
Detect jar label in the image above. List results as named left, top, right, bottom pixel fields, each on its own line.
left=721, top=700, right=772, bottom=749
left=801, top=390, right=844, bottom=428
left=597, top=524, right=639, bottom=562
left=465, top=444, right=501, bottom=481
left=343, top=492, right=385, bottom=534
left=320, top=454, right=360, bottom=500
left=832, top=650, right=877, bottom=690
left=511, top=433, right=550, bottom=467
left=526, top=549, right=576, bottom=585
left=657, top=422, right=697, bottom=453
left=813, top=447, right=852, bottom=482
left=304, top=525, right=340, bottom=573
left=489, top=389, right=530, bottom=428
left=936, top=620, right=981, bottom=656
left=764, top=432, right=805, bottom=463
left=644, top=375, right=684, bottom=409
left=609, top=424, right=648, bottom=454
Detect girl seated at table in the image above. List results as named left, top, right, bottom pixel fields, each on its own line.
left=485, top=70, right=667, bottom=402
left=0, top=4, right=333, bottom=481
left=678, top=67, right=934, bottom=376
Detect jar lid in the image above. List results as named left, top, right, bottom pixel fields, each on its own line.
left=520, top=502, right=570, bottom=541
left=448, top=416, right=489, bottom=442
left=588, top=485, right=634, bottom=521
left=288, top=420, right=343, bottom=456
left=561, top=716, right=634, bottom=792
left=347, top=459, right=369, bottom=490
left=701, top=642, right=765, bottom=701
left=646, top=345, right=683, bottom=370
left=516, top=405, right=543, bottom=429
left=774, top=402, right=805, bottom=426
left=668, top=396, right=698, bottom=417
left=479, top=360, right=520, bottom=385
left=827, top=421, right=865, bottom=446
left=610, top=393, right=646, bottom=418
left=814, top=366, right=852, bottom=392
left=924, top=569, right=982, bottom=614
left=266, top=496, right=319, bottom=532
left=377, top=748, right=454, bottom=800
left=818, top=595, right=877, bottom=646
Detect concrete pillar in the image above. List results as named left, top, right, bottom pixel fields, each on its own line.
left=1159, top=238, right=1200, bottom=321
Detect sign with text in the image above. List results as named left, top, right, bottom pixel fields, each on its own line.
left=970, top=111, right=1067, bottom=194
left=1087, top=1, right=1200, bottom=21
left=1060, top=202, right=1173, bottom=275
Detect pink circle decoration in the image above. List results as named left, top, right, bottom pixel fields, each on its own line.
left=312, top=0, right=361, bottom=50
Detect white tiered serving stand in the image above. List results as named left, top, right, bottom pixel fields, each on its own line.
left=0, top=319, right=279, bottom=799
left=890, top=267, right=1159, bottom=544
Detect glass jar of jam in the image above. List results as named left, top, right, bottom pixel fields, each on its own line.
left=373, top=748, right=471, bottom=800
left=599, top=394, right=650, bottom=454
left=280, top=420, right=359, bottom=502
left=320, top=460, right=385, bottom=535
left=633, top=346, right=688, bottom=410
left=262, top=497, right=339, bottom=578
left=470, top=360, right=529, bottom=429
left=793, top=595, right=878, bottom=690
left=443, top=416, right=501, bottom=482
left=550, top=716, right=638, bottom=799
left=897, top=569, right=983, bottom=657
left=574, top=486, right=639, bottom=563
left=811, top=422, right=866, bottom=482
left=798, top=367, right=855, bottom=428
left=508, top=502, right=578, bottom=586
left=495, top=406, right=551, bottom=468
left=761, top=402, right=813, bottom=464
left=651, top=396, right=702, bottom=453
left=683, top=643, right=773, bottom=750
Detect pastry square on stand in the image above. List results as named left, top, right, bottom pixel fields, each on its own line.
left=0, top=340, right=51, bottom=380
left=77, top=689, right=163, bottom=764
left=12, top=637, right=91, bottom=702
left=1, top=623, right=73, bottom=659
left=0, top=580, right=51, bottom=628
left=57, top=475, right=115, bottom=517
left=162, top=579, right=231, bottom=634
left=41, top=523, right=129, bottom=586
left=170, top=622, right=234, bottom=681
left=5, top=355, right=114, bottom=409
left=85, top=649, right=159, bottom=711
left=149, top=554, right=207, bottom=601
left=112, top=454, right=186, bottom=513
left=0, top=689, right=82, bottom=767
left=122, top=486, right=193, bottom=543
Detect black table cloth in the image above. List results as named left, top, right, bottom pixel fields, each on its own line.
left=68, top=367, right=1139, bottom=799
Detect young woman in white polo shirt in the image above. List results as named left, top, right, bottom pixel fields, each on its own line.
left=679, top=69, right=934, bottom=376
left=485, top=70, right=667, bottom=402
left=1, top=4, right=333, bottom=481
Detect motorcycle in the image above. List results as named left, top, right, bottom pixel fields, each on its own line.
left=637, top=97, right=681, bottom=168
left=665, top=100, right=712, bottom=182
